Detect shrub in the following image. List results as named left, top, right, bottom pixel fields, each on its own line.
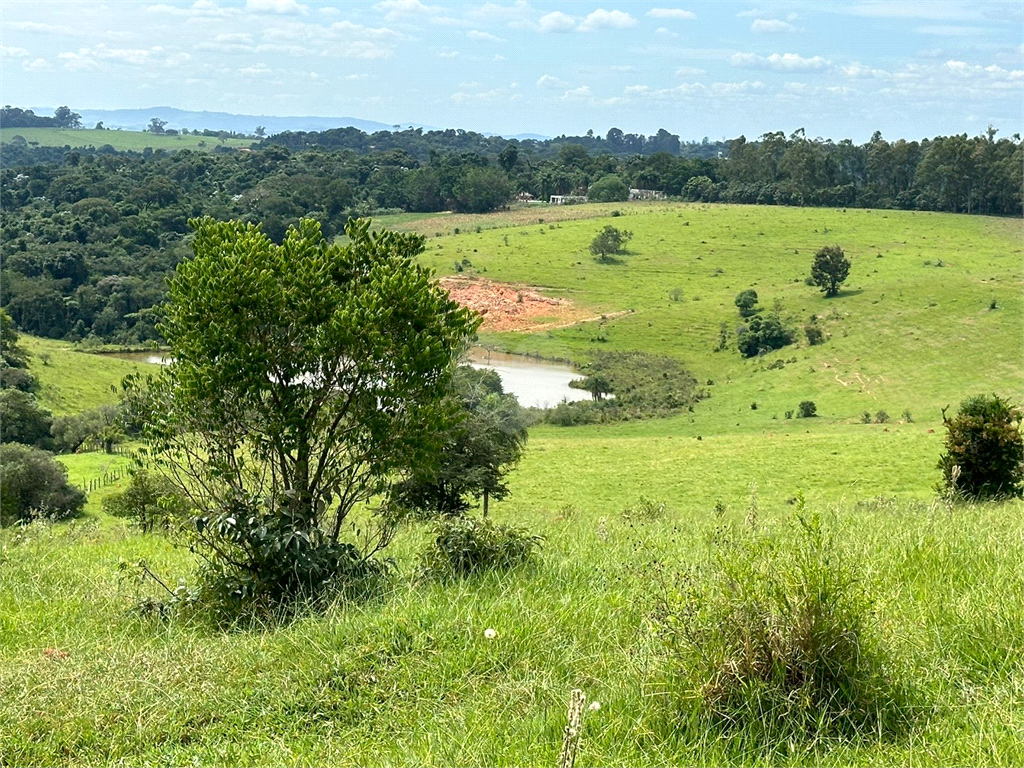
left=938, top=394, right=1023, bottom=499
left=797, top=400, right=817, bottom=418
left=419, top=515, right=542, bottom=579
left=734, top=289, right=759, bottom=317
left=101, top=469, right=189, bottom=533
left=654, top=512, right=913, bottom=739
left=736, top=316, right=795, bottom=358
left=804, top=324, right=825, bottom=346
left=0, top=443, right=86, bottom=525
left=861, top=411, right=873, bottom=424
left=875, top=410, right=890, bottom=424
left=622, top=496, right=668, bottom=521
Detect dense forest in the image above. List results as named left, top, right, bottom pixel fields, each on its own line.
left=2, top=107, right=1021, bottom=345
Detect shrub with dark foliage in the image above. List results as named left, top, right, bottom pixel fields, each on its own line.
left=938, top=394, right=1023, bottom=499
left=0, top=443, right=85, bottom=525
left=420, top=515, right=542, bottom=579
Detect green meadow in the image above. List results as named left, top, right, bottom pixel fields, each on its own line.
left=0, top=127, right=254, bottom=153
left=2, top=203, right=1022, bottom=766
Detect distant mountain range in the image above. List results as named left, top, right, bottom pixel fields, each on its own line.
left=30, top=106, right=549, bottom=140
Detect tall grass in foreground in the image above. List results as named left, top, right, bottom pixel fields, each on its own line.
left=1, top=495, right=1021, bottom=766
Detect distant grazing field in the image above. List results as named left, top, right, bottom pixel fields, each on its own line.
left=0, top=127, right=254, bottom=152
left=2, top=202, right=1021, bottom=767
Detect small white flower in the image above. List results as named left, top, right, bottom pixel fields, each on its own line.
left=588, top=701, right=601, bottom=712
left=484, top=628, right=497, bottom=640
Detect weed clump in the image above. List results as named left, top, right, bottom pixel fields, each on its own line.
left=654, top=511, right=914, bottom=740
left=419, top=515, right=542, bottom=579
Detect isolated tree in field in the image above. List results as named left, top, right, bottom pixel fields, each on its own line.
left=590, top=224, right=633, bottom=263
left=811, top=245, right=851, bottom=297
left=126, top=217, right=478, bottom=610
left=393, top=367, right=529, bottom=518
left=938, top=394, right=1023, bottom=499
left=147, top=117, right=167, bottom=135
left=254, top=125, right=266, bottom=138
left=734, top=289, right=760, bottom=317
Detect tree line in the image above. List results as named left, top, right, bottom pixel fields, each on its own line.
left=1, top=119, right=1019, bottom=345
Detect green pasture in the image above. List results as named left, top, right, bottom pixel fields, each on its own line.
left=2, top=203, right=1021, bottom=765
left=418, top=203, right=1023, bottom=431
left=19, top=336, right=145, bottom=416
left=0, top=127, right=254, bottom=153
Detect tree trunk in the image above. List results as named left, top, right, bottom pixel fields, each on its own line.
left=483, top=490, right=489, bottom=518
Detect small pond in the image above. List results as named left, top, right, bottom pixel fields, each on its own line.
left=107, top=348, right=590, bottom=410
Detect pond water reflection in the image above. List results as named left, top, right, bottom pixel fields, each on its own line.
left=107, top=347, right=590, bottom=410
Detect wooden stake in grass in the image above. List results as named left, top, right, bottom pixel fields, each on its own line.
left=557, top=688, right=586, bottom=768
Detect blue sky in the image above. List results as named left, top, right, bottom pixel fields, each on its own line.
left=2, top=0, right=1021, bottom=141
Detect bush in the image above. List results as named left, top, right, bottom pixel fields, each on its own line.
left=797, top=400, right=817, bottom=418
left=101, top=469, right=189, bottom=533
left=804, top=324, right=825, bottom=346
left=0, top=443, right=86, bottom=525
left=875, top=410, right=890, bottom=424
left=734, top=289, right=759, bottom=317
left=938, top=394, right=1023, bottom=499
left=736, top=316, right=795, bottom=358
left=654, top=512, right=913, bottom=739
left=419, top=515, right=542, bottom=579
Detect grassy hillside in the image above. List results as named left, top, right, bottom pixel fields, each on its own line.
left=417, top=204, right=1022, bottom=432
left=0, top=127, right=253, bottom=152
left=2, top=203, right=1021, bottom=766
left=20, top=337, right=146, bottom=416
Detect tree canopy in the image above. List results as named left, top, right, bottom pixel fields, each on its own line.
left=128, top=216, right=479, bottom=609
left=811, top=245, right=851, bottom=297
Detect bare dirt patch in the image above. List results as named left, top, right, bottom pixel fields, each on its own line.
left=439, top=276, right=591, bottom=332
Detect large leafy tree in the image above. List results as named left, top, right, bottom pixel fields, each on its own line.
left=128, top=217, right=478, bottom=606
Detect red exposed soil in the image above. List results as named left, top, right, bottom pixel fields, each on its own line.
left=439, top=276, right=585, bottom=332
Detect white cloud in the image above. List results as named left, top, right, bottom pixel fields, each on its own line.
left=655, top=27, right=678, bottom=37
left=245, top=0, right=308, bottom=14
left=731, top=52, right=828, bottom=70
left=436, top=47, right=459, bottom=58
left=561, top=85, right=593, bottom=99
left=711, top=80, right=766, bottom=93
left=579, top=9, right=637, bottom=31
left=58, top=44, right=187, bottom=70
left=675, top=66, right=704, bottom=76
left=841, top=61, right=889, bottom=78
left=538, top=11, right=576, bottom=32
left=494, top=53, right=506, bottom=60
left=216, top=33, right=253, bottom=43
left=536, top=73, right=567, bottom=88
left=839, top=2, right=980, bottom=20
left=239, top=63, right=272, bottom=76
left=647, top=8, right=696, bottom=20
left=319, top=6, right=339, bottom=14
left=375, top=0, right=438, bottom=19
left=9, top=21, right=72, bottom=33
left=470, top=1, right=534, bottom=27
left=467, top=30, right=505, bottom=42
left=344, top=73, right=365, bottom=80
left=0, top=46, right=30, bottom=58
left=751, top=19, right=794, bottom=33
left=146, top=1, right=229, bottom=17
left=22, top=58, right=52, bottom=71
